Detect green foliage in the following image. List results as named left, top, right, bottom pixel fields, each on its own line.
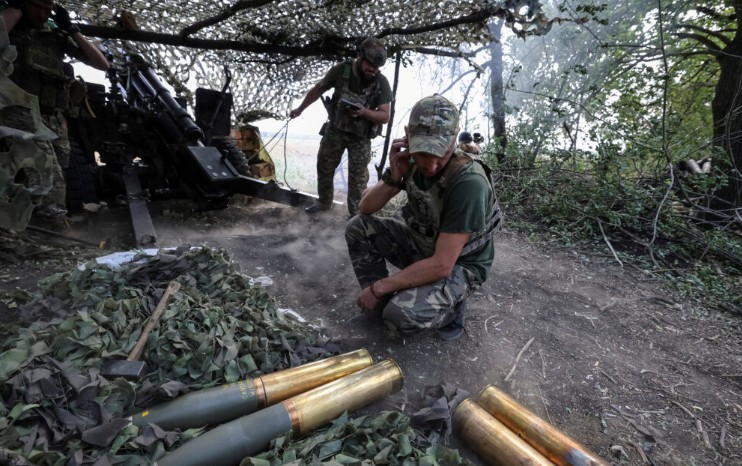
left=489, top=137, right=742, bottom=311
left=486, top=0, right=742, bottom=313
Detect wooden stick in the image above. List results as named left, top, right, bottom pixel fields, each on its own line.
left=484, top=315, right=502, bottom=333
left=128, top=280, right=181, bottom=361
left=599, top=298, right=618, bottom=312
left=505, top=337, right=534, bottom=382
left=598, top=219, right=623, bottom=267
left=671, top=400, right=696, bottom=419
left=539, top=349, right=546, bottom=379
left=696, top=419, right=711, bottom=448
left=600, top=370, right=617, bottom=385
left=631, top=441, right=648, bottom=463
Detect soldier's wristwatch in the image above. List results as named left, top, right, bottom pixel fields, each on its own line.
left=381, top=168, right=405, bottom=190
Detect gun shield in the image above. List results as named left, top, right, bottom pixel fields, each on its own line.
left=132, top=348, right=373, bottom=430
left=476, top=385, right=608, bottom=466
left=453, top=399, right=554, bottom=466
left=155, top=359, right=403, bottom=466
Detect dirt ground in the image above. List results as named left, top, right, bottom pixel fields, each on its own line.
left=3, top=197, right=742, bottom=466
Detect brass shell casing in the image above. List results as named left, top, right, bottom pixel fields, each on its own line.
left=453, top=399, right=554, bottom=466
left=257, top=348, right=374, bottom=407
left=283, top=359, right=403, bottom=435
left=477, top=385, right=608, bottom=466
left=132, top=348, right=373, bottom=430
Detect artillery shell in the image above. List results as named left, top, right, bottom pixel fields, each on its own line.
left=132, top=348, right=373, bottom=430
left=155, top=359, right=403, bottom=466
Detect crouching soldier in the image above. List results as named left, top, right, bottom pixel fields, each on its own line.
left=346, top=95, right=501, bottom=340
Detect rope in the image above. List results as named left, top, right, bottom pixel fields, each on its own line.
left=282, top=119, right=294, bottom=191
left=254, top=119, right=295, bottom=192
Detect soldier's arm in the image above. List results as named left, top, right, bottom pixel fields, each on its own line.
left=357, top=232, right=470, bottom=313
left=356, top=102, right=390, bottom=125
left=357, top=135, right=410, bottom=214
left=289, top=83, right=324, bottom=118
left=70, top=32, right=109, bottom=71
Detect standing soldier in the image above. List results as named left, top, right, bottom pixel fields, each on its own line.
left=290, top=37, right=392, bottom=218
left=1, top=0, right=109, bottom=220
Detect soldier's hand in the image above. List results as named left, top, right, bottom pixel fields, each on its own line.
left=289, top=108, right=302, bottom=119
left=357, top=286, right=382, bottom=315
left=389, top=136, right=411, bottom=179
left=52, top=4, right=79, bottom=34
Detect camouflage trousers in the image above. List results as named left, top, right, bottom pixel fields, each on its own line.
left=40, top=110, right=70, bottom=210
left=345, top=213, right=479, bottom=334
left=316, top=126, right=371, bottom=215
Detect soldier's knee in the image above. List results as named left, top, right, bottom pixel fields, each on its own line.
left=345, top=214, right=373, bottom=241
left=383, top=305, right=425, bottom=334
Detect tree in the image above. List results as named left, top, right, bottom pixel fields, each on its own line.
left=676, top=2, right=742, bottom=219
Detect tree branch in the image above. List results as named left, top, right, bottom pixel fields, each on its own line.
left=674, top=32, right=723, bottom=55
left=180, top=0, right=275, bottom=38
left=79, top=8, right=518, bottom=59
left=673, top=23, right=732, bottom=46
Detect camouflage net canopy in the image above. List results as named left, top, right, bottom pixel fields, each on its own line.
left=65, top=0, right=553, bottom=122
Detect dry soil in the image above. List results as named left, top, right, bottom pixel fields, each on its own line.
left=3, top=197, right=742, bottom=466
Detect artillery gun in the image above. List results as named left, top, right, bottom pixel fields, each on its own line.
left=63, top=50, right=315, bottom=247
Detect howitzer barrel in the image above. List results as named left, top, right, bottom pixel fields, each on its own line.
left=155, top=360, right=403, bottom=466
left=476, top=385, right=608, bottom=466
left=130, top=65, right=204, bottom=144
left=453, top=399, right=554, bottom=466
left=131, top=348, right=373, bottom=430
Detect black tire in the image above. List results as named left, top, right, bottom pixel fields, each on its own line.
left=212, top=137, right=251, bottom=176
left=65, top=139, right=99, bottom=213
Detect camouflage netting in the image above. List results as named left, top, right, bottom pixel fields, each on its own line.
left=63, top=0, right=555, bottom=121
left=241, top=411, right=473, bottom=466
left=0, top=246, right=345, bottom=465
left=0, top=246, right=475, bottom=466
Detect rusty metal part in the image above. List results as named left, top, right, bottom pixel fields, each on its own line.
left=132, top=348, right=373, bottom=430
left=453, top=398, right=554, bottom=466
left=476, top=385, right=609, bottom=466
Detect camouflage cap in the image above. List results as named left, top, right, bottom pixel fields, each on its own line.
left=358, top=37, right=387, bottom=67
left=407, top=95, right=459, bottom=158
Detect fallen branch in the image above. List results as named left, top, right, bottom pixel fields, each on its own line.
left=505, top=337, right=534, bottom=382
left=600, top=370, right=617, bottom=385
left=631, top=441, right=648, bottom=463
left=484, top=315, right=502, bottom=333
left=598, top=219, right=623, bottom=267
left=539, top=349, right=546, bottom=379
left=671, top=400, right=696, bottom=419
left=599, top=298, right=619, bottom=312
left=574, top=312, right=598, bottom=328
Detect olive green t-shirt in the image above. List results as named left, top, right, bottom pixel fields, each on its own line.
left=413, top=161, right=495, bottom=283
left=319, top=61, right=393, bottom=107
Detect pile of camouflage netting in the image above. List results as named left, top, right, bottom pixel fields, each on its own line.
left=0, top=246, right=468, bottom=466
